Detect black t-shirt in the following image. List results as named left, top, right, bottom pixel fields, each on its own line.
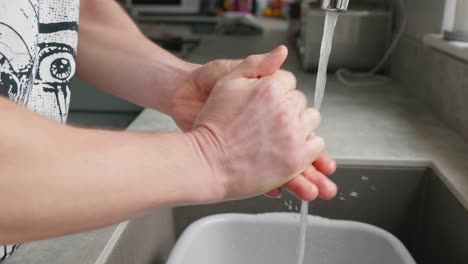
left=0, top=0, right=79, bottom=261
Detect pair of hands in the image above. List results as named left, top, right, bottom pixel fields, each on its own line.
left=170, top=46, right=337, bottom=202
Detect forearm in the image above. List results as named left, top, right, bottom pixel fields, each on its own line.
left=0, top=99, right=215, bottom=244
left=77, top=0, right=198, bottom=115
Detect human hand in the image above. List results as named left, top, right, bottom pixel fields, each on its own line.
left=187, top=46, right=332, bottom=201
left=170, top=59, right=241, bottom=132
left=265, top=152, right=337, bottom=201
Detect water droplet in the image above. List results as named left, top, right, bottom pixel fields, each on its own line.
left=339, top=196, right=346, bottom=201
left=361, top=176, right=369, bottom=181
left=349, top=192, right=358, bottom=197
left=370, top=186, right=377, bottom=191
left=295, top=206, right=299, bottom=211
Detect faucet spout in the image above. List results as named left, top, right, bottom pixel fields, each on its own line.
left=321, top=0, right=349, bottom=12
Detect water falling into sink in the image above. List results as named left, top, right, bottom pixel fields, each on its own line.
left=296, top=11, right=339, bottom=264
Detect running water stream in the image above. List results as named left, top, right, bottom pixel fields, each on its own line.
left=296, top=11, right=339, bottom=264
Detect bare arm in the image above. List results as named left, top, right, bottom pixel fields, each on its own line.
left=76, top=0, right=198, bottom=115
left=76, top=0, right=339, bottom=202
left=0, top=44, right=331, bottom=244
left=0, top=97, right=215, bottom=244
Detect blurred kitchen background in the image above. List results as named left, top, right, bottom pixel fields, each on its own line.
left=68, top=0, right=468, bottom=142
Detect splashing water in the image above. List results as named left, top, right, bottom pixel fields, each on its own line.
left=296, top=11, right=339, bottom=264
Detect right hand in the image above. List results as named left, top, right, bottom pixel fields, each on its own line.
left=189, top=46, right=328, bottom=202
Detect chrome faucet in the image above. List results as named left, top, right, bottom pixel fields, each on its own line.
left=321, top=0, right=349, bottom=12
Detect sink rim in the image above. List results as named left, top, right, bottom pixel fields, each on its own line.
left=96, top=162, right=468, bottom=264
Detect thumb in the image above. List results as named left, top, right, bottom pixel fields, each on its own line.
left=227, top=45, right=288, bottom=80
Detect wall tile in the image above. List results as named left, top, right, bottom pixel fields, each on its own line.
left=391, top=35, right=468, bottom=140
left=430, top=49, right=466, bottom=131
left=403, top=0, right=445, bottom=40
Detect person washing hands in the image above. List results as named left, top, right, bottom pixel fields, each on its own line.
left=0, top=0, right=337, bottom=260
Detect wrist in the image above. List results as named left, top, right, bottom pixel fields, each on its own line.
left=145, top=41, right=201, bottom=115
left=185, top=127, right=227, bottom=203
left=152, top=61, right=199, bottom=115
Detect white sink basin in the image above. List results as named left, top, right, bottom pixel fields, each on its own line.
left=166, top=213, right=415, bottom=264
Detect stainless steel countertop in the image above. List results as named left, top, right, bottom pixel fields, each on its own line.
left=6, top=19, right=468, bottom=264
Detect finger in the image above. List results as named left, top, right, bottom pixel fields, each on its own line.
left=261, top=70, right=297, bottom=95
left=227, top=45, right=288, bottom=80
left=300, top=108, right=321, bottom=138
left=196, top=59, right=243, bottom=94
left=265, top=188, right=282, bottom=199
left=286, top=90, right=307, bottom=110
left=283, top=175, right=319, bottom=202
left=313, top=152, right=337, bottom=175
left=305, top=136, right=325, bottom=166
left=303, top=166, right=338, bottom=200
left=225, top=59, right=243, bottom=72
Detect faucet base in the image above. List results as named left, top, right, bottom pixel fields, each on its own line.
left=321, top=0, right=349, bottom=12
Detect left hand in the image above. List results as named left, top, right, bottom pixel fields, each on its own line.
left=170, top=59, right=241, bottom=132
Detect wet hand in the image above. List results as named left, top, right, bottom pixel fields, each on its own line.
left=265, top=152, right=338, bottom=201
left=170, top=59, right=241, bottom=131
left=189, top=46, right=331, bottom=201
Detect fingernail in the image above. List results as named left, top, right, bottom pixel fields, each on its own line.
left=265, top=193, right=282, bottom=199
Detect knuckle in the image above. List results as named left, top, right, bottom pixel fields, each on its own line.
left=285, top=70, right=297, bottom=84
left=211, top=59, right=225, bottom=69
left=319, top=137, right=326, bottom=149
left=244, top=55, right=258, bottom=66
left=314, top=109, right=322, bottom=126
left=263, top=81, right=281, bottom=101
left=287, top=90, right=299, bottom=101
left=313, top=137, right=326, bottom=152
left=297, top=90, right=307, bottom=101
left=280, top=70, right=297, bottom=87
left=296, top=91, right=307, bottom=106
left=305, top=108, right=321, bottom=124
left=278, top=111, right=291, bottom=126
left=285, top=152, right=302, bottom=173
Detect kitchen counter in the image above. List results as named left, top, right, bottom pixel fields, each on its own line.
left=6, top=19, right=468, bottom=264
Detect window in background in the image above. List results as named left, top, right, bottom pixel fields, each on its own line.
left=442, top=0, right=468, bottom=41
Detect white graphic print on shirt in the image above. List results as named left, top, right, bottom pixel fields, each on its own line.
left=0, top=0, right=79, bottom=261
left=0, top=0, right=79, bottom=122
left=0, top=245, right=20, bottom=262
